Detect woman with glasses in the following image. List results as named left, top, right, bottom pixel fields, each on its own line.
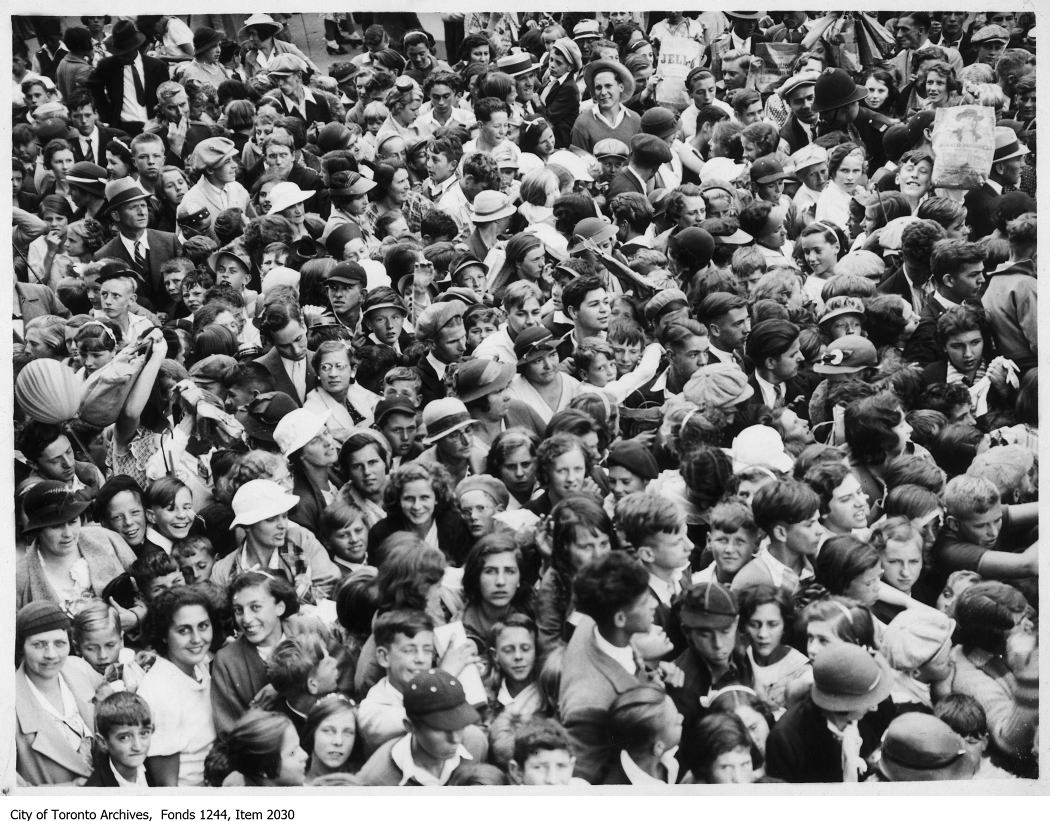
left=304, top=341, right=381, bottom=443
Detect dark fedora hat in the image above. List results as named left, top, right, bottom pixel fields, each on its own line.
left=812, top=67, right=868, bottom=114
left=107, top=19, right=147, bottom=57
left=193, top=27, right=223, bottom=57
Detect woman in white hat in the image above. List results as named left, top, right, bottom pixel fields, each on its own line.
left=272, top=408, right=339, bottom=537
left=210, top=479, right=339, bottom=602
left=266, top=181, right=316, bottom=242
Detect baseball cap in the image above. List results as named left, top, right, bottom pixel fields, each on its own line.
left=680, top=583, right=739, bottom=629
left=403, top=669, right=480, bottom=731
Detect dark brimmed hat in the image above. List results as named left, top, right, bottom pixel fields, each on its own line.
left=242, top=391, right=299, bottom=443
left=583, top=59, right=636, bottom=100
left=21, top=480, right=91, bottom=533
left=606, top=440, right=659, bottom=481
left=107, top=19, right=146, bottom=57
left=403, top=669, right=480, bottom=731
left=811, top=644, right=895, bottom=713
left=750, top=156, right=792, bottom=184
left=569, top=216, right=618, bottom=253
left=454, top=358, right=515, bottom=403
left=193, top=26, right=223, bottom=57
left=360, top=287, right=407, bottom=319
left=878, top=714, right=974, bottom=781
left=66, top=162, right=108, bottom=198
left=514, top=326, right=557, bottom=365
left=325, top=262, right=368, bottom=287
left=640, top=106, right=679, bottom=140
left=374, top=396, right=416, bottom=426
left=812, top=67, right=868, bottom=114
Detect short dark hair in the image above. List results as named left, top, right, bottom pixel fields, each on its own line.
left=561, top=273, right=605, bottom=316
left=572, top=552, right=649, bottom=627
left=930, top=239, right=986, bottom=287
left=144, top=586, right=221, bottom=658
left=936, top=303, right=986, bottom=347
left=813, top=534, right=880, bottom=595
left=512, top=718, right=573, bottom=766
left=373, top=608, right=435, bottom=649
left=96, top=691, right=152, bottom=737
left=745, top=318, right=800, bottom=364
left=901, top=219, right=947, bottom=266
left=751, top=479, right=820, bottom=534
left=844, top=392, right=905, bottom=467
left=473, top=96, right=509, bottom=123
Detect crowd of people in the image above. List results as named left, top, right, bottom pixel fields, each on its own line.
left=11, top=9, right=1039, bottom=789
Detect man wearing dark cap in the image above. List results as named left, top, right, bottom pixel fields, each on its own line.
left=666, top=582, right=754, bottom=769
left=964, top=126, right=1031, bottom=239
left=66, top=160, right=109, bottom=222
left=356, top=669, right=484, bottom=786
left=84, top=19, right=170, bottom=137
left=607, top=133, right=673, bottom=199
left=323, top=262, right=368, bottom=332
left=373, top=397, right=422, bottom=468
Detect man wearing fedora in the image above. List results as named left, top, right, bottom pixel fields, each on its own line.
left=570, top=59, right=642, bottom=154
left=181, top=136, right=254, bottom=222
left=65, top=160, right=109, bottom=223
left=606, top=133, right=672, bottom=199
left=963, top=126, right=1029, bottom=239
left=813, top=67, right=895, bottom=175
left=85, top=19, right=170, bottom=138
left=93, top=178, right=181, bottom=313
left=705, top=12, right=768, bottom=79
left=415, top=397, right=487, bottom=487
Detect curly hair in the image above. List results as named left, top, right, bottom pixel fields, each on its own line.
left=144, top=586, right=223, bottom=659
left=844, top=392, right=906, bottom=467
left=534, top=432, right=595, bottom=490
left=381, top=461, right=455, bottom=525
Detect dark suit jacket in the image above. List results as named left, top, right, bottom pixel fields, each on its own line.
left=876, top=262, right=918, bottom=308
left=741, top=370, right=807, bottom=420
left=540, top=73, right=581, bottom=150
left=415, top=356, right=448, bottom=408
left=84, top=760, right=156, bottom=787
left=86, top=54, right=169, bottom=128
left=766, top=695, right=892, bottom=783
left=365, top=508, right=473, bottom=567
left=268, top=92, right=334, bottom=126
left=901, top=294, right=948, bottom=366
left=92, top=228, right=181, bottom=311
left=253, top=347, right=317, bottom=407
left=779, top=115, right=812, bottom=154
left=605, top=167, right=647, bottom=199
left=71, top=125, right=130, bottom=165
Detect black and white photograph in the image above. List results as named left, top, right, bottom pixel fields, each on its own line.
left=7, top=7, right=1041, bottom=794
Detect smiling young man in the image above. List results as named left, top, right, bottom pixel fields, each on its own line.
left=904, top=238, right=988, bottom=366
left=570, top=59, right=642, bottom=154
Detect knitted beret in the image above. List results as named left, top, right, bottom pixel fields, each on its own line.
left=17, top=601, right=70, bottom=647
left=682, top=362, right=754, bottom=410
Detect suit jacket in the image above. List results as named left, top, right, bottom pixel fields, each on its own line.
left=84, top=760, right=156, bottom=787
left=16, top=659, right=102, bottom=786
left=766, top=694, right=892, bottom=783
left=963, top=182, right=1002, bottom=240
left=605, top=167, right=647, bottom=199
left=540, top=73, right=581, bottom=150
left=268, top=91, right=334, bottom=126
left=93, top=228, right=181, bottom=312
left=70, top=125, right=131, bottom=165
left=876, top=262, right=918, bottom=308
left=415, top=356, right=448, bottom=408
left=253, top=347, right=317, bottom=407
left=779, top=115, right=812, bottom=154
left=86, top=54, right=169, bottom=128
left=741, top=370, right=807, bottom=421
left=705, top=31, right=768, bottom=79
left=16, top=281, right=71, bottom=323
left=558, top=615, right=655, bottom=784
left=365, top=508, right=473, bottom=567
left=211, top=635, right=269, bottom=735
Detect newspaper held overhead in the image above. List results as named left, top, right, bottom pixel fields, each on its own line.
left=654, top=35, right=704, bottom=111
left=931, top=105, right=997, bottom=190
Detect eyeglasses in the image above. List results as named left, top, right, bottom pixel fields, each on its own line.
left=319, top=362, right=351, bottom=373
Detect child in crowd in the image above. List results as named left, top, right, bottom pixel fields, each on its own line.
left=738, top=586, right=809, bottom=713
left=86, top=692, right=155, bottom=787
left=303, top=694, right=361, bottom=781
left=171, top=534, right=217, bottom=585
left=870, top=517, right=924, bottom=623
left=936, top=569, right=982, bottom=616
left=604, top=683, right=684, bottom=785
left=693, top=500, right=761, bottom=586
left=267, top=634, right=342, bottom=737
left=319, top=499, right=371, bottom=576
left=508, top=718, right=582, bottom=786
left=486, top=615, right=544, bottom=722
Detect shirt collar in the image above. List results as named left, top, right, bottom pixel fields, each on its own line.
left=390, top=733, right=472, bottom=786
left=753, top=371, right=779, bottom=406
left=619, top=749, right=680, bottom=785
left=120, top=232, right=150, bottom=254
left=111, top=760, right=147, bottom=786
left=648, top=571, right=682, bottom=607
left=933, top=290, right=960, bottom=311
left=593, top=626, right=637, bottom=675
left=426, top=351, right=448, bottom=379
left=145, top=527, right=173, bottom=554
left=593, top=105, right=626, bottom=130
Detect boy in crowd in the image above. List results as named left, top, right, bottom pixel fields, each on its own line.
left=355, top=669, right=483, bottom=786
left=558, top=552, right=659, bottom=783
left=870, top=518, right=925, bottom=623
left=930, top=475, right=1038, bottom=603
left=508, top=718, right=583, bottom=786
left=267, top=634, right=341, bottom=736
left=732, top=479, right=823, bottom=597
left=693, top=500, right=761, bottom=587
left=86, top=692, right=155, bottom=787
left=171, top=534, right=216, bottom=585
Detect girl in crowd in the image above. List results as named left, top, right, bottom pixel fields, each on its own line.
left=739, top=586, right=810, bottom=713
left=204, top=710, right=307, bottom=786
left=461, top=533, right=533, bottom=646
left=303, top=694, right=361, bottom=781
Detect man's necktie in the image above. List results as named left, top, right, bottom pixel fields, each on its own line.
left=131, top=63, right=145, bottom=104
left=133, top=240, right=146, bottom=271
left=82, top=139, right=92, bottom=161
left=774, top=383, right=785, bottom=408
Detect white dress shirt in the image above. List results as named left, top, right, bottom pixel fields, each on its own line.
left=121, top=55, right=148, bottom=124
